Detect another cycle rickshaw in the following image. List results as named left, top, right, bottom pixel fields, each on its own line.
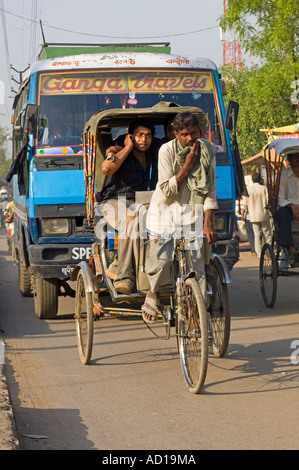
left=259, top=137, right=299, bottom=308
left=71, top=104, right=231, bottom=394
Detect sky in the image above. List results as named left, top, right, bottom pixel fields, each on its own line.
left=0, top=0, right=232, bottom=135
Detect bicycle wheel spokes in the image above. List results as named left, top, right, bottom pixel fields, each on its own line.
left=208, top=261, right=230, bottom=357
left=259, top=243, right=277, bottom=308
left=176, top=278, right=208, bottom=394
left=75, top=271, right=94, bottom=364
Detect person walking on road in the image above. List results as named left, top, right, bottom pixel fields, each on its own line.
left=244, top=172, right=272, bottom=258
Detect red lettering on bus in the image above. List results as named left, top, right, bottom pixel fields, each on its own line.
left=132, top=78, right=154, bottom=91
left=194, top=76, right=208, bottom=89
left=168, top=76, right=183, bottom=89
left=43, top=77, right=62, bottom=91
left=106, top=79, right=123, bottom=91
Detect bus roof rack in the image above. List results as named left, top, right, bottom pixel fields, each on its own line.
left=38, top=42, right=171, bottom=60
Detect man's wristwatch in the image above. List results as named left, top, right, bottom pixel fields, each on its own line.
left=106, top=152, right=115, bottom=162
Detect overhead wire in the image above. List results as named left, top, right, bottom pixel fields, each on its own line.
left=0, top=0, right=13, bottom=121
left=0, top=5, right=219, bottom=40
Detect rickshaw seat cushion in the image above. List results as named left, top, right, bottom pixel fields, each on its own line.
left=135, top=190, right=154, bottom=205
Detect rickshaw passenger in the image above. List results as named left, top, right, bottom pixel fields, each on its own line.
left=141, top=112, right=218, bottom=323
left=97, top=119, right=156, bottom=294
left=105, top=115, right=176, bottom=187
left=276, top=151, right=299, bottom=265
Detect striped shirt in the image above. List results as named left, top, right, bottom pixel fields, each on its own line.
left=99, top=150, right=157, bottom=202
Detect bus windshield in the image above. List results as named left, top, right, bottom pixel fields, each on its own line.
left=36, top=70, right=224, bottom=155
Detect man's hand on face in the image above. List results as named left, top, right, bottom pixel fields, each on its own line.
left=184, top=141, right=200, bottom=173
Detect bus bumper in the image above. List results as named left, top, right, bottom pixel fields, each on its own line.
left=212, top=238, right=239, bottom=271
left=28, top=243, right=92, bottom=280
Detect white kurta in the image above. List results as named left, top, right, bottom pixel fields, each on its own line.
left=146, top=140, right=218, bottom=237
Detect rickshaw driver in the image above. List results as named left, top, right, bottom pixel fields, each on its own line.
left=98, top=119, right=156, bottom=294
left=141, top=112, right=218, bottom=323
left=277, top=151, right=299, bottom=266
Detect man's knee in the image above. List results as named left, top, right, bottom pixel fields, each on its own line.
left=277, top=206, right=293, bottom=223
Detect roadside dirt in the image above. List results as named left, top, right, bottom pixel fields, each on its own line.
left=0, top=363, right=19, bottom=450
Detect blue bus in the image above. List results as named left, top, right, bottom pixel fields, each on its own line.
left=10, top=42, right=243, bottom=319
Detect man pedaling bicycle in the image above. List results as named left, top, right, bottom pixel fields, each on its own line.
left=141, top=111, right=218, bottom=324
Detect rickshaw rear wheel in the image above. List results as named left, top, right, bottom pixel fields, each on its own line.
left=259, top=243, right=278, bottom=308
left=208, top=259, right=231, bottom=357
left=75, top=270, right=94, bottom=365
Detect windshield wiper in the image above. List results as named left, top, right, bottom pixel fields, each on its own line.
left=44, top=159, right=77, bottom=168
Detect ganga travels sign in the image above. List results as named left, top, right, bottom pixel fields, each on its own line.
left=39, top=72, right=213, bottom=95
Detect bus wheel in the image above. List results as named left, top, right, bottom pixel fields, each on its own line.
left=33, top=277, right=59, bottom=319
left=18, top=256, right=33, bottom=297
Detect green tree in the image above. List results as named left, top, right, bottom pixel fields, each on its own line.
left=220, top=0, right=299, bottom=63
left=222, top=57, right=298, bottom=158
left=220, top=1, right=299, bottom=159
left=0, top=125, right=11, bottom=178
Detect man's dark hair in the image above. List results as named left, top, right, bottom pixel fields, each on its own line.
left=252, top=172, right=262, bottom=184
left=129, top=119, right=155, bottom=136
left=172, top=112, right=200, bottom=132
left=163, top=114, right=176, bottom=134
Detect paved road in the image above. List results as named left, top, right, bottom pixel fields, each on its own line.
left=0, top=234, right=299, bottom=450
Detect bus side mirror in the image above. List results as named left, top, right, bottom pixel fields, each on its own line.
left=13, top=126, right=23, bottom=142
left=225, top=100, right=239, bottom=132
left=24, top=104, right=40, bottom=137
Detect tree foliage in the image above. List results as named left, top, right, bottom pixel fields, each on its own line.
left=222, top=57, right=298, bottom=158
left=220, top=0, right=299, bottom=63
left=220, top=1, right=299, bottom=159
left=0, top=126, right=11, bottom=178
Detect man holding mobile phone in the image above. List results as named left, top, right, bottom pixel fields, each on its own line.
left=98, top=119, right=155, bottom=294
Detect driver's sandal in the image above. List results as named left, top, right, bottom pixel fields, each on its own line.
left=141, top=292, right=159, bottom=324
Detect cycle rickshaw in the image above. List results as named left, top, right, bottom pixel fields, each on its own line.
left=71, top=103, right=231, bottom=394
left=259, top=137, right=299, bottom=308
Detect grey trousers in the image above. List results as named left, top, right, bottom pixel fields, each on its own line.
left=102, top=198, right=136, bottom=285
left=251, top=220, right=272, bottom=258
left=145, top=236, right=207, bottom=298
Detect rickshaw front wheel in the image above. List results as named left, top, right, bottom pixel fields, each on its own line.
left=176, top=277, right=209, bottom=394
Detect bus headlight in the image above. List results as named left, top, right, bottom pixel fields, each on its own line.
left=41, top=218, right=70, bottom=236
